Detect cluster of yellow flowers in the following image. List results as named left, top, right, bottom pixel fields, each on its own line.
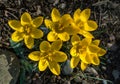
left=8, top=8, right=106, bottom=75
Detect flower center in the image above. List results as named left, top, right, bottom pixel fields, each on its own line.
left=53, top=22, right=65, bottom=33
left=76, top=20, right=84, bottom=29
left=24, top=25, right=31, bottom=35
left=41, top=51, right=53, bottom=61
left=75, top=43, right=87, bottom=56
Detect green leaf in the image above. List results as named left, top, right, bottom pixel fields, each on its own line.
left=21, top=59, right=34, bottom=73
left=9, top=38, right=23, bottom=48
left=9, top=38, right=25, bottom=58
left=19, top=67, right=26, bottom=84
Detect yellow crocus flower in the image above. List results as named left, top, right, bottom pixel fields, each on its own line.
left=44, top=8, right=79, bottom=42
left=70, top=35, right=106, bottom=71
left=28, top=40, right=67, bottom=75
left=73, top=8, right=98, bottom=38
left=8, top=12, right=43, bottom=49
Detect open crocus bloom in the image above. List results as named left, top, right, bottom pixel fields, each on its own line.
left=73, top=8, right=98, bottom=38
left=44, top=8, right=79, bottom=42
left=28, top=40, right=67, bottom=75
left=70, top=35, right=106, bottom=71
left=8, top=12, right=43, bottom=49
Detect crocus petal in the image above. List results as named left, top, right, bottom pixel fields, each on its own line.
left=11, top=31, right=24, bottom=42
left=98, top=49, right=106, bottom=56
left=32, top=16, right=43, bottom=28
left=87, top=44, right=100, bottom=53
left=52, top=51, right=67, bottom=62
left=44, top=19, right=53, bottom=29
left=51, top=40, right=62, bottom=51
left=81, top=62, right=88, bottom=71
left=84, top=20, right=98, bottom=31
left=51, top=8, right=60, bottom=22
left=84, top=53, right=92, bottom=63
left=92, top=40, right=100, bottom=46
left=80, top=9, right=91, bottom=22
left=60, top=14, right=73, bottom=26
left=38, top=59, right=48, bottom=71
left=47, top=31, right=59, bottom=42
left=73, top=8, right=81, bottom=23
left=28, top=51, right=40, bottom=61
left=71, top=35, right=81, bottom=45
left=48, top=61, right=60, bottom=75
left=58, top=32, right=70, bottom=41
left=80, top=52, right=92, bottom=64
left=81, top=37, right=92, bottom=46
left=80, top=51, right=89, bottom=64
left=70, top=46, right=78, bottom=57
left=40, top=41, right=51, bottom=52
left=70, top=57, right=80, bottom=68
left=91, top=54, right=100, bottom=65
left=8, top=20, right=23, bottom=32
left=21, top=12, right=32, bottom=26
left=31, top=29, right=43, bottom=38
left=64, top=23, right=80, bottom=35
left=24, top=35, right=34, bottom=49
left=79, top=30, right=94, bottom=38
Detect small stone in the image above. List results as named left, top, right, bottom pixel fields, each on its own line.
left=36, top=6, right=42, bottom=15
left=107, top=43, right=114, bottom=48
left=62, top=60, right=73, bottom=75
left=0, top=49, right=20, bottom=84
left=53, top=0, right=59, bottom=6
left=101, top=66, right=107, bottom=71
left=86, top=67, right=98, bottom=76
left=59, top=3, right=66, bottom=9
